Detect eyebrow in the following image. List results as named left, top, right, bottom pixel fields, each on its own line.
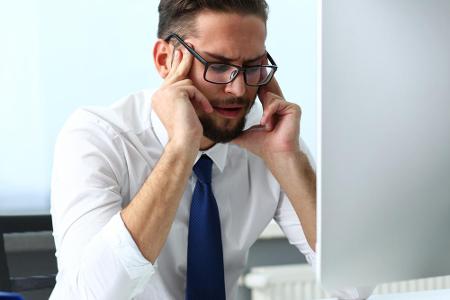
left=202, top=51, right=267, bottom=65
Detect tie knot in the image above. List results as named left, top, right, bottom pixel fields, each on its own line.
left=193, top=155, right=213, bottom=184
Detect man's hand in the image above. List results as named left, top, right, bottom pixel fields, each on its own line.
left=232, top=77, right=317, bottom=251
left=123, top=48, right=215, bottom=263
left=231, top=77, right=302, bottom=161
left=151, top=47, right=213, bottom=151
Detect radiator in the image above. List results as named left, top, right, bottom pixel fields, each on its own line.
left=242, top=264, right=450, bottom=300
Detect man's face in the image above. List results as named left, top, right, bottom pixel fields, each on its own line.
left=183, top=11, right=267, bottom=144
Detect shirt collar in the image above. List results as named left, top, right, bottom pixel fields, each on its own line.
left=195, top=143, right=228, bottom=173
left=150, top=109, right=229, bottom=173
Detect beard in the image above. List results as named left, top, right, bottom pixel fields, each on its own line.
left=198, top=97, right=254, bottom=144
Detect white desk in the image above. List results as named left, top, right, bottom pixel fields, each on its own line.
left=322, top=289, right=450, bottom=300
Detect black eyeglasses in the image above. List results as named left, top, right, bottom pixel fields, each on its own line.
left=165, top=33, right=278, bottom=87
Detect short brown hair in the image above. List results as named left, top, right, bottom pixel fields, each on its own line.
left=157, top=0, right=269, bottom=39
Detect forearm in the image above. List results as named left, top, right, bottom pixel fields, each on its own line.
left=121, top=139, right=197, bottom=263
left=266, top=151, right=317, bottom=251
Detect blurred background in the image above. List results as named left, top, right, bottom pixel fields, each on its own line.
left=3, top=2, right=449, bottom=300
left=0, top=0, right=317, bottom=214
left=0, top=1, right=317, bottom=299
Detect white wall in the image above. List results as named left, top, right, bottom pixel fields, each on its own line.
left=0, top=0, right=316, bottom=212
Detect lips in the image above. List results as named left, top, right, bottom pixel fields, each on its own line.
left=213, top=105, right=244, bottom=119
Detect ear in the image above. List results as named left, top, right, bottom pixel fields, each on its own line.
left=153, top=39, right=173, bottom=79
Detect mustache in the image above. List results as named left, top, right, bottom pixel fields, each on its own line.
left=209, top=97, right=251, bottom=107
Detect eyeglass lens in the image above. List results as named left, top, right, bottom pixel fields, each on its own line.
left=206, top=64, right=274, bottom=85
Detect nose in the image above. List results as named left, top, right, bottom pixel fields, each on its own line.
left=224, top=71, right=246, bottom=97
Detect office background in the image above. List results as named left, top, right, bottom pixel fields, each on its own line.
left=0, top=1, right=315, bottom=299
left=0, top=0, right=317, bottom=213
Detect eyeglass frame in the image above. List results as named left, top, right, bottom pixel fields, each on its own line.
left=164, top=32, right=278, bottom=87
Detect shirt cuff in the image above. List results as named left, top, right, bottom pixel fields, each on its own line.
left=101, top=212, right=155, bottom=294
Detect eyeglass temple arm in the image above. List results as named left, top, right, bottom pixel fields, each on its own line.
left=164, top=33, right=209, bottom=65
left=266, top=52, right=277, bottom=68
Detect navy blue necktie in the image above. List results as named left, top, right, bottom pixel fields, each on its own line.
left=186, top=155, right=226, bottom=300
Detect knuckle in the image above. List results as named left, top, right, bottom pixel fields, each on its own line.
left=293, top=103, right=302, bottom=114
left=177, top=89, right=189, bottom=100
left=180, top=79, right=193, bottom=86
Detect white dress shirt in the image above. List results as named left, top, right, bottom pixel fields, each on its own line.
left=50, top=89, right=372, bottom=300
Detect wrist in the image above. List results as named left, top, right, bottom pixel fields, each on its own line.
left=167, top=135, right=200, bottom=159
left=263, top=149, right=308, bottom=170
left=263, top=148, right=302, bottom=166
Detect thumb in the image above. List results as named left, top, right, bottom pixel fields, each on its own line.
left=231, top=125, right=265, bottom=147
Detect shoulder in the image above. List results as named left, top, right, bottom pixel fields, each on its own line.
left=62, top=89, right=153, bottom=139
left=54, top=89, right=156, bottom=170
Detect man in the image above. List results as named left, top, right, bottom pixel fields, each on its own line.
left=50, top=1, right=371, bottom=299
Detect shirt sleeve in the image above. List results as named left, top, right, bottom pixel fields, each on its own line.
left=50, top=110, right=154, bottom=300
left=273, top=138, right=375, bottom=300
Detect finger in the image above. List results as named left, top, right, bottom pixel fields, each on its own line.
left=165, top=48, right=194, bottom=85
left=258, top=76, right=284, bottom=105
left=170, top=79, right=212, bottom=112
left=167, top=49, right=183, bottom=77
left=260, top=100, right=282, bottom=130
left=263, top=76, right=284, bottom=98
left=258, top=90, right=281, bottom=110
left=181, top=85, right=214, bottom=113
left=243, top=124, right=266, bottom=132
left=174, top=48, right=194, bottom=80
left=231, top=125, right=266, bottom=149
left=161, top=49, right=182, bottom=87
left=171, top=78, right=194, bottom=87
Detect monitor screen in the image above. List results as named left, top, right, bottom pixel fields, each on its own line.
left=318, top=0, right=450, bottom=290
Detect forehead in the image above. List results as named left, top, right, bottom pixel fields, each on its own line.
left=188, top=10, right=267, bottom=62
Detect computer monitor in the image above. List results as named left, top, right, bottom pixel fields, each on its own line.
left=317, top=0, right=450, bottom=290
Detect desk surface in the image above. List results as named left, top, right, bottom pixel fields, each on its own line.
left=322, top=289, right=450, bottom=300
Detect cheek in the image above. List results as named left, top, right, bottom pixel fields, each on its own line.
left=188, top=65, right=205, bottom=87
left=188, top=61, right=204, bottom=82
left=245, top=88, right=259, bottom=105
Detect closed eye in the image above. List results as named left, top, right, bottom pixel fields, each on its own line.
left=209, top=64, right=233, bottom=73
